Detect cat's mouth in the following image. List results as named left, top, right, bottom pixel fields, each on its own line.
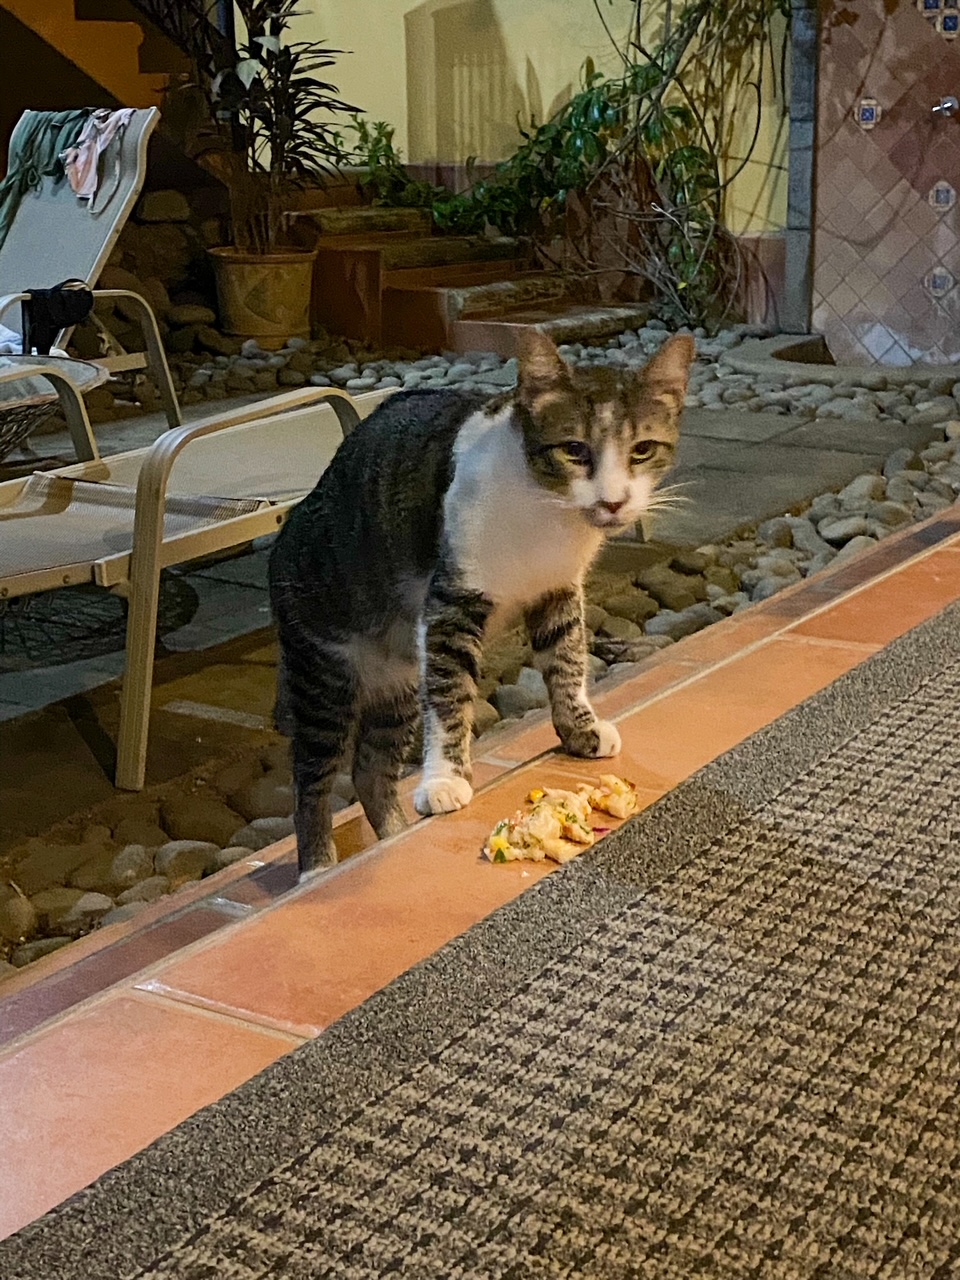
left=585, top=507, right=635, bottom=531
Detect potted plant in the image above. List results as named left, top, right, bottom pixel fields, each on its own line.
left=202, top=1, right=358, bottom=344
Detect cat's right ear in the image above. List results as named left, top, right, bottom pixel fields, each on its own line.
left=516, top=329, right=571, bottom=397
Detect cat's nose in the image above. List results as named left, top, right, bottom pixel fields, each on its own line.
left=599, top=499, right=626, bottom=515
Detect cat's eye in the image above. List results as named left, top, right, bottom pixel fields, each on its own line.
left=631, top=440, right=658, bottom=464
left=558, top=441, right=592, bottom=466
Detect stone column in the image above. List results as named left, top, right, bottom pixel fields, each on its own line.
left=782, top=0, right=819, bottom=334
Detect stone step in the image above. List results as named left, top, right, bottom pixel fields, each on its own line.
left=292, top=205, right=434, bottom=237
left=311, top=234, right=522, bottom=342
left=449, top=302, right=653, bottom=357
left=382, top=271, right=566, bottom=351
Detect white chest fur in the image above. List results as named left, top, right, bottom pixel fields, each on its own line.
left=444, top=406, right=603, bottom=628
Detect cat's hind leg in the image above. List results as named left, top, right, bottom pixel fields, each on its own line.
left=284, top=636, right=357, bottom=877
left=526, top=587, right=621, bottom=759
left=352, top=685, right=419, bottom=839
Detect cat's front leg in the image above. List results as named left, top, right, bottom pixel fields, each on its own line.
left=526, top=587, right=621, bottom=759
left=414, top=568, right=493, bottom=817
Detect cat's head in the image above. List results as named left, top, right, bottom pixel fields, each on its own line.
left=512, top=329, right=694, bottom=531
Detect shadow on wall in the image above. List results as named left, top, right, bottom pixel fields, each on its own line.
left=405, top=0, right=571, bottom=173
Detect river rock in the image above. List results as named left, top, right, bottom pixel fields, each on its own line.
left=118, top=876, right=171, bottom=905
left=229, top=816, right=296, bottom=851
left=114, top=816, right=169, bottom=848
left=60, top=892, right=115, bottom=933
left=109, top=844, right=155, bottom=890
left=160, top=794, right=245, bottom=846
left=703, top=565, right=740, bottom=594
left=884, top=474, right=921, bottom=505
left=492, top=683, right=546, bottom=720
left=230, top=774, right=295, bottom=822
left=883, top=448, right=924, bottom=478
left=785, top=516, right=832, bottom=558
left=867, top=500, right=914, bottom=529
left=832, top=534, right=879, bottom=565
left=592, top=639, right=664, bottom=665
left=213, top=847, right=254, bottom=870
left=599, top=615, right=644, bottom=642
left=644, top=603, right=722, bottom=640
left=0, top=892, right=37, bottom=943
left=584, top=603, right=610, bottom=632
left=13, top=841, right=110, bottom=896
left=167, top=303, right=217, bottom=327
left=11, top=937, right=72, bottom=968
left=100, top=902, right=150, bottom=927
left=839, top=474, right=885, bottom=509
left=483, top=631, right=531, bottom=685
left=29, top=887, right=86, bottom=930
left=472, top=700, right=501, bottom=736
left=756, top=517, right=793, bottom=547
left=818, top=515, right=870, bottom=545
left=516, top=667, right=549, bottom=705
left=154, top=840, right=220, bottom=884
left=602, top=591, right=660, bottom=625
left=636, top=563, right=702, bottom=611
left=68, top=852, right=119, bottom=893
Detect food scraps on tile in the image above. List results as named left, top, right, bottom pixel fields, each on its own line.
left=483, top=775, right=639, bottom=864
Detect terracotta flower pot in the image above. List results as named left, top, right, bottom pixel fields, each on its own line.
left=208, top=246, right=317, bottom=343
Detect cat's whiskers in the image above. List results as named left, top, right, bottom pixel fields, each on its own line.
left=644, top=481, right=694, bottom=513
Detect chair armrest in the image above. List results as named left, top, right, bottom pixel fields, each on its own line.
left=0, top=292, right=28, bottom=325
left=0, top=362, right=99, bottom=461
left=129, top=385, right=363, bottom=585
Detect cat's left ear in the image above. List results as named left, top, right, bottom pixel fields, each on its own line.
left=640, top=334, right=696, bottom=413
left=516, top=329, right=571, bottom=394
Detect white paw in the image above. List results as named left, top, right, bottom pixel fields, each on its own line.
left=414, top=774, right=474, bottom=816
left=594, top=721, right=621, bottom=757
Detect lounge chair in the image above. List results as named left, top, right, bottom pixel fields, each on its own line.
left=0, top=106, right=180, bottom=461
left=0, top=384, right=394, bottom=790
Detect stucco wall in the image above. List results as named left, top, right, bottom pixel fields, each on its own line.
left=295, top=0, right=788, bottom=235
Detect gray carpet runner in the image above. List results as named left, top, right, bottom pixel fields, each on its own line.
left=5, top=601, right=960, bottom=1279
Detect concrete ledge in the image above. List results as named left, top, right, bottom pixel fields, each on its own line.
left=722, top=334, right=960, bottom=390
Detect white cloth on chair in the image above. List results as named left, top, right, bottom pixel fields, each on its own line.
left=61, top=108, right=136, bottom=207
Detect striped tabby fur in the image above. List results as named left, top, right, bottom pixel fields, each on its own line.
left=269, top=331, right=694, bottom=875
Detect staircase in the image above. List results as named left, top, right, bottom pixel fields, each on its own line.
left=0, top=0, right=170, bottom=107
left=291, top=206, right=650, bottom=354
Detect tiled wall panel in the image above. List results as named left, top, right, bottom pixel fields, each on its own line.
left=816, top=1, right=960, bottom=363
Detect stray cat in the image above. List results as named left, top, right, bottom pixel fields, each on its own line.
left=269, top=330, right=694, bottom=875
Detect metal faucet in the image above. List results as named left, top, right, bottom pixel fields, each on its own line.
left=933, top=96, right=959, bottom=117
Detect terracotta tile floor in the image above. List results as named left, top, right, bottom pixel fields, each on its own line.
left=2, top=517, right=960, bottom=1240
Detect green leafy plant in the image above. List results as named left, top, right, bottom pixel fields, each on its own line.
left=211, top=1, right=359, bottom=252
left=146, top=0, right=359, bottom=253
left=343, top=118, right=446, bottom=210
left=347, top=0, right=788, bottom=327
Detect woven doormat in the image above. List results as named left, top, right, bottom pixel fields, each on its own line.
left=6, top=600, right=960, bottom=1279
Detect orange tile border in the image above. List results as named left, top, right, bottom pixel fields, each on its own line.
left=0, top=990, right=299, bottom=1240
left=4, top=509, right=959, bottom=1039
left=3, top=507, right=960, bottom=1241
left=789, top=544, right=960, bottom=647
